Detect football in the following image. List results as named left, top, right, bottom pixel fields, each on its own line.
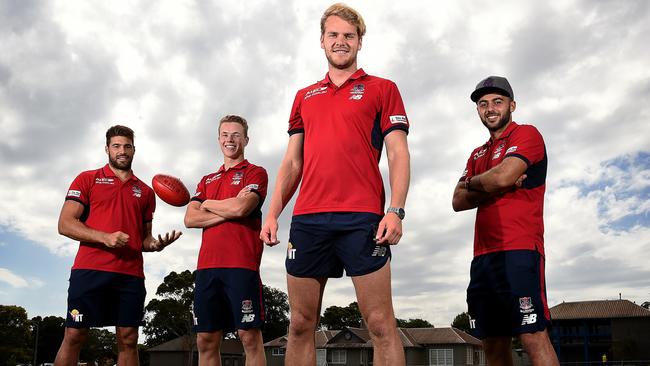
left=152, top=174, right=191, bottom=207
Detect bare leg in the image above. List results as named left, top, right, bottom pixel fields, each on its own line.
left=116, top=326, right=139, bottom=366
left=238, top=328, right=266, bottom=366
left=54, top=327, right=89, bottom=366
left=352, top=261, right=405, bottom=366
left=520, top=329, right=559, bottom=366
left=197, top=331, right=224, bottom=366
left=483, top=337, right=514, bottom=366
left=284, top=275, right=327, bottom=366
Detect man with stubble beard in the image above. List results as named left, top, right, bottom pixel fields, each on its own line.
left=54, top=125, right=181, bottom=366
left=453, top=77, right=559, bottom=366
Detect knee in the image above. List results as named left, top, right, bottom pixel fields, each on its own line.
left=116, top=329, right=138, bottom=349
left=63, top=328, right=88, bottom=347
left=289, top=311, right=319, bottom=336
left=197, top=332, right=221, bottom=352
left=364, top=311, right=396, bottom=340
left=238, top=329, right=262, bottom=350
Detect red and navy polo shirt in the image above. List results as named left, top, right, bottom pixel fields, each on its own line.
left=287, top=68, right=409, bottom=216
left=460, top=121, right=547, bottom=256
left=191, top=160, right=268, bottom=271
left=65, top=164, right=155, bottom=278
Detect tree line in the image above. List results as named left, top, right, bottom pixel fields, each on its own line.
left=1, top=270, right=468, bottom=365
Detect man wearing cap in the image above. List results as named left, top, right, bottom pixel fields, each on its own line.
left=453, top=76, right=559, bottom=365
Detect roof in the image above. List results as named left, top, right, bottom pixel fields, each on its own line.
left=265, top=327, right=480, bottom=349
left=402, top=327, right=481, bottom=346
left=148, top=335, right=244, bottom=354
left=550, top=300, right=650, bottom=320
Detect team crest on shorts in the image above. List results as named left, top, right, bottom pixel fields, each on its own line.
left=241, top=300, right=253, bottom=314
left=519, top=297, right=534, bottom=314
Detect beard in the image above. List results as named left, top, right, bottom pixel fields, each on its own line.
left=109, top=154, right=132, bottom=171
left=325, top=49, right=357, bottom=70
left=481, top=109, right=511, bottom=132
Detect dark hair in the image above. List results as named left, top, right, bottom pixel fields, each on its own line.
left=219, top=115, right=249, bottom=137
left=106, top=125, right=135, bottom=146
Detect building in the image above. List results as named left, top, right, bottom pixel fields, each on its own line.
left=264, top=327, right=484, bottom=366
left=147, top=335, right=244, bottom=366
left=550, top=299, right=650, bottom=363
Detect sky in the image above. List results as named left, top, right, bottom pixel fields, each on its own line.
left=1, top=0, right=649, bottom=334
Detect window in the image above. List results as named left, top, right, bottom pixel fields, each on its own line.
left=478, top=350, right=486, bottom=365
left=328, top=349, right=347, bottom=364
left=466, top=346, right=474, bottom=364
left=272, top=348, right=285, bottom=356
left=317, top=349, right=327, bottom=366
left=429, top=348, right=453, bottom=366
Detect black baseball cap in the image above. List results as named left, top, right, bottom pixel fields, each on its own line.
left=470, top=76, right=514, bottom=102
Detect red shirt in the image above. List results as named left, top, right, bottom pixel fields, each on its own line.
left=288, top=69, right=409, bottom=215
left=460, top=122, right=547, bottom=256
left=192, top=160, right=268, bottom=271
left=65, top=165, right=155, bottom=278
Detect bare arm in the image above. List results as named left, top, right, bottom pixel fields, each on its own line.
left=260, top=133, right=304, bottom=246
left=200, top=190, right=261, bottom=219
left=58, top=200, right=130, bottom=248
left=452, top=156, right=528, bottom=212
left=376, top=130, right=410, bottom=245
left=184, top=200, right=228, bottom=229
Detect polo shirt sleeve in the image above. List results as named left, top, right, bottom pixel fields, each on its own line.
left=144, top=187, right=155, bottom=223
left=459, top=150, right=476, bottom=182
left=65, top=171, right=91, bottom=206
left=287, top=91, right=305, bottom=135
left=504, top=125, right=545, bottom=166
left=380, top=81, right=409, bottom=136
left=245, top=167, right=269, bottom=204
left=191, top=176, right=208, bottom=203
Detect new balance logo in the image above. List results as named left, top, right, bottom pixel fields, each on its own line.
left=521, top=314, right=537, bottom=325
left=371, top=246, right=387, bottom=257
left=242, top=314, right=255, bottom=323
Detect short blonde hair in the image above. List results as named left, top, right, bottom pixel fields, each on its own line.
left=219, top=115, right=249, bottom=137
left=320, top=3, right=366, bottom=38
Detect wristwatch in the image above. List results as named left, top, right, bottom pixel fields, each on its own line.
left=386, top=207, right=405, bottom=220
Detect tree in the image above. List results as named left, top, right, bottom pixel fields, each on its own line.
left=262, top=285, right=290, bottom=341
left=320, top=302, right=362, bottom=330
left=144, top=270, right=195, bottom=347
left=396, top=318, right=433, bottom=328
left=31, top=315, right=65, bottom=365
left=451, top=311, right=471, bottom=333
left=80, top=328, right=116, bottom=365
left=0, top=305, right=32, bottom=365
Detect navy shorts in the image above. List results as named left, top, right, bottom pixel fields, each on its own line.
left=193, top=268, right=265, bottom=333
left=466, top=250, right=551, bottom=339
left=286, top=212, right=391, bottom=278
left=65, top=269, right=146, bottom=328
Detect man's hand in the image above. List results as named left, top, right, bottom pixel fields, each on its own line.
left=260, top=217, right=280, bottom=247
left=375, top=213, right=403, bottom=245
left=514, top=174, right=527, bottom=188
left=148, top=230, right=183, bottom=252
left=104, top=231, right=129, bottom=248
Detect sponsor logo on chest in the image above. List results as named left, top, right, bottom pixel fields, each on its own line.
left=304, top=86, right=328, bottom=100
left=95, top=177, right=115, bottom=185
left=205, top=173, right=222, bottom=185
left=473, top=148, right=488, bottom=160
left=349, top=83, right=365, bottom=100
left=132, top=185, right=142, bottom=198
left=492, top=143, right=505, bottom=160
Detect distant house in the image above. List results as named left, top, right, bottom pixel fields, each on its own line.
left=550, top=299, right=650, bottom=363
left=264, top=327, right=484, bottom=366
left=147, top=335, right=244, bottom=366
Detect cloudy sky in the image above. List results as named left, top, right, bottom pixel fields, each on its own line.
left=1, top=0, right=649, bottom=333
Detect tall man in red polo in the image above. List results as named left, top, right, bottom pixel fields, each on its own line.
left=55, top=125, right=182, bottom=366
left=261, top=4, right=410, bottom=366
left=453, top=76, right=559, bottom=365
left=185, top=115, right=268, bottom=366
